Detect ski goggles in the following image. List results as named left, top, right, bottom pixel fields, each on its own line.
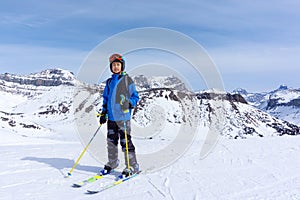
left=109, top=54, right=123, bottom=63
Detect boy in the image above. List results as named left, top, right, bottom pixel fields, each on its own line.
left=99, top=53, right=140, bottom=176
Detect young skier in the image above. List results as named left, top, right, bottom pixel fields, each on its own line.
left=99, top=53, right=140, bottom=176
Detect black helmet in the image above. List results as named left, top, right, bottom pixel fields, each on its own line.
left=109, top=53, right=125, bottom=72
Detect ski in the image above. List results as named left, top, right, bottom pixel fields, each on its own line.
left=86, top=171, right=141, bottom=194
left=72, top=170, right=112, bottom=188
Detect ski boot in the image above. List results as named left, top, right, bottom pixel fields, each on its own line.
left=121, top=163, right=140, bottom=177
left=100, top=160, right=119, bottom=175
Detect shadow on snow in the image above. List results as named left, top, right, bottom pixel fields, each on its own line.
left=21, top=157, right=101, bottom=174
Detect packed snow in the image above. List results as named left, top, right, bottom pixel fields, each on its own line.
left=1, top=123, right=300, bottom=200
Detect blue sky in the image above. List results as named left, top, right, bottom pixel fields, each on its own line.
left=0, top=0, right=299, bottom=92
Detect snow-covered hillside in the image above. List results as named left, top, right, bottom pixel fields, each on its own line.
left=1, top=69, right=300, bottom=200
left=196, top=91, right=299, bottom=139
left=234, top=85, right=300, bottom=125
left=0, top=69, right=78, bottom=140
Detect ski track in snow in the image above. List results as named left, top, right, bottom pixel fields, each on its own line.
left=1, top=128, right=300, bottom=199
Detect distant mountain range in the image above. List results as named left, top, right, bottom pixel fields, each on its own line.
left=0, top=68, right=299, bottom=139
left=233, top=85, right=300, bottom=125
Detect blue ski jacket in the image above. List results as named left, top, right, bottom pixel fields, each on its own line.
left=101, top=72, right=139, bottom=121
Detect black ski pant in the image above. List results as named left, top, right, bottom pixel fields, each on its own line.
left=106, top=120, right=137, bottom=167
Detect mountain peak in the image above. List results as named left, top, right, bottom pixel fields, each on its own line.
left=277, top=84, right=288, bottom=91
left=133, top=74, right=188, bottom=91
left=0, top=68, right=76, bottom=87
left=33, top=68, right=73, bottom=76
left=29, top=68, right=75, bottom=81
left=233, top=88, right=248, bottom=95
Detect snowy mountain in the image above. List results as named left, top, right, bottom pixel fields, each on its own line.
left=0, top=68, right=76, bottom=87
left=1, top=69, right=299, bottom=140
left=0, top=68, right=77, bottom=100
left=0, top=69, right=78, bottom=139
left=198, top=91, right=299, bottom=138
left=233, top=85, right=300, bottom=125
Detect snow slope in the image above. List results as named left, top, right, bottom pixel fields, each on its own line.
left=1, top=126, right=300, bottom=200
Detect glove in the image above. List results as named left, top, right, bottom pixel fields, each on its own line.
left=99, top=112, right=107, bottom=124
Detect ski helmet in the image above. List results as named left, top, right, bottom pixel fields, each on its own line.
left=109, top=53, right=125, bottom=72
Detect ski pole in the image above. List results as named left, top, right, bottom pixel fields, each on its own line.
left=65, top=125, right=102, bottom=178
left=124, top=121, right=131, bottom=172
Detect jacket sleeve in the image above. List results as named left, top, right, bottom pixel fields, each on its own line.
left=101, top=80, right=109, bottom=113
